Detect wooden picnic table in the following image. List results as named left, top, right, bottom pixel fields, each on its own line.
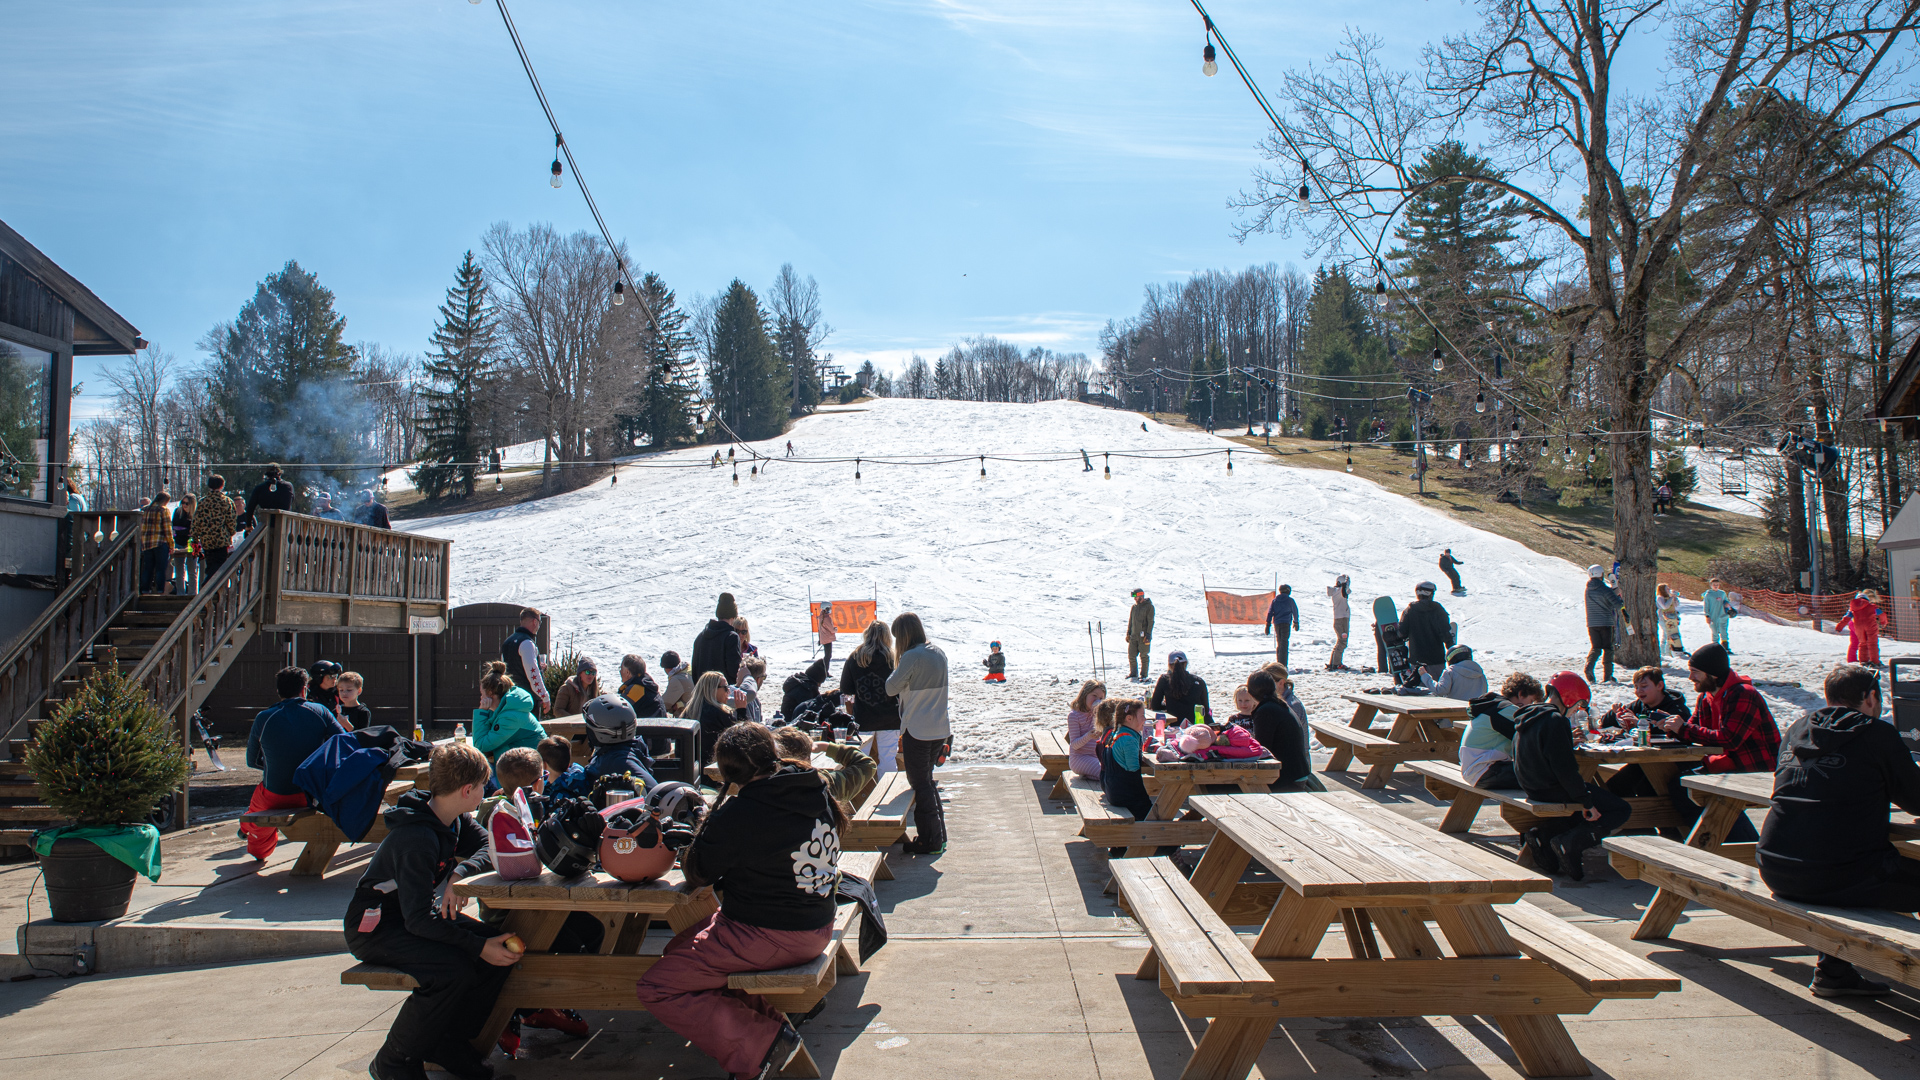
left=1573, top=739, right=1709, bottom=832
left=239, top=766, right=427, bottom=877
left=1070, top=758, right=1284, bottom=859
left=1119, top=790, right=1676, bottom=1079
left=1627, top=770, right=1920, bottom=940
left=1314, top=692, right=1470, bottom=788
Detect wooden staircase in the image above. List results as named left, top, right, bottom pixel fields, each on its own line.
left=0, top=509, right=452, bottom=854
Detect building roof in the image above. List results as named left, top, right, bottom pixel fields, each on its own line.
left=0, top=218, right=143, bottom=355
left=1879, top=491, right=1920, bottom=550
left=1874, top=331, right=1920, bottom=440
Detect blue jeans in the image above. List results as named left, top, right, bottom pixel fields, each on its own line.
left=139, top=545, right=171, bottom=593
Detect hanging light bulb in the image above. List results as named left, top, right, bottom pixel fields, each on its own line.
left=1375, top=279, right=1386, bottom=296
left=1202, top=41, right=1218, bottom=77
left=1474, top=391, right=1486, bottom=414
left=495, top=472, right=504, bottom=491
left=750, top=465, right=758, bottom=478
left=1539, top=439, right=1550, bottom=457
left=1587, top=449, right=1596, bottom=463
left=1563, top=442, right=1574, bottom=462
left=855, top=457, right=862, bottom=481
left=1430, top=348, right=1444, bottom=373
left=732, top=465, right=739, bottom=485
left=1226, top=449, right=1233, bottom=473
left=978, top=455, right=986, bottom=478
left=550, top=135, right=563, bottom=188
left=1296, top=162, right=1311, bottom=211
left=613, top=279, right=625, bottom=306
left=1345, top=455, right=1354, bottom=473
left=1104, top=452, right=1111, bottom=479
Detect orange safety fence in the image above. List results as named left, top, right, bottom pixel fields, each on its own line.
left=809, top=600, right=877, bottom=635
left=1657, top=573, right=1915, bottom=641
left=1205, top=590, right=1276, bottom=626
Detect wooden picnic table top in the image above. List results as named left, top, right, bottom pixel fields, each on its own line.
left=1574, top=741, right=1710, bottom=765
left=1339, top=691, right=1472, bottom=716
left=1142, top=758, right=1282, bottom=777
left=1189, top=790, right=1552, bottom=901
left=1682, top=771, right=1920, bottom=839
left=452, top=868, right=701, bottom=911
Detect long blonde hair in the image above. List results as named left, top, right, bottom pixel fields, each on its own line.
left=688, top=671, right=729, bottom=715
left=1071, top=679, right=1105, bottom=713
left=852, top=620, right=893, bottom=666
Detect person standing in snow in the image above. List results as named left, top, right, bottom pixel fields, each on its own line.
left=1702, top=577, right=1734, bottom=651
left=692, top=593, right=745, bottom=683
left=1326, top=575, right=1352, bottom=671
left=1125, top=589, right=1155, bottom=681
left=1264, top=585, right=1300, bottom=666
left=1836, top=591, right=1888, bottom=667
left=981, top=641, right=1006, bottom=682
left=816, top=601, right=837, bottom=666
left=1584, top=565, right=1626, bottom=684
left=1655, top=582, right=1686, bottom=656
left=1400, top=583, right=1454, bottom=680
left=1439, top=549, right=1465, bottom=595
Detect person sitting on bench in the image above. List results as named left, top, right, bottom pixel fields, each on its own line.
left=773, top=726, right=876, bottom=804
left=635, top=722, right=846, bottom=1080
left=241, top=665, right=346, bottom=860
left=1513, top=672, right=1631, bottom=880
left=1459, top=673, right=1536, bottom=789
left=1758, top=664, right=1920, bottom=999
left=347, top=741, right=520, bottom=1080
left=1657, top=643, right=1779, bottom=842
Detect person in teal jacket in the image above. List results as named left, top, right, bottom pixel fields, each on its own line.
left=473, top=661, right=545, bottom=760
left=1703, top=577, right=1734, bottom=652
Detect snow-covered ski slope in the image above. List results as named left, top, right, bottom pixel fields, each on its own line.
left=407, top=398, right=1835, bottom=686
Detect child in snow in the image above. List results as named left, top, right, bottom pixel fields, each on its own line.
left=982, top=641, right=1006, bottom=682
left=1097, top=699, right=1153, bottom=820
left=1836, top=591, right=1889, bottom=666
left=1655, top=583, right=1686, bottom=656
left=1703, top=577, right=1735, bottom=652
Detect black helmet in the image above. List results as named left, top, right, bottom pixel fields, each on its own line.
left=582, top=693, right=638, bottom=747
left=309, top=660, right=344, bottom=678
left=1446, top=644, right=1473, bottom=664
left=535, top=797, right=604, bottom=878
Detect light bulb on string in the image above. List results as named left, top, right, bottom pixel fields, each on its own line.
left=1345, top=455, right=1353, bottom=473
left=978, top=455, right=986, bottom=479
left=1226, top=449, right=1233, bottom=473
left=1539, top=439, right=1550, bottom=457
left=613, top=280, right=625, bottom=306
left=1563, top=442, right=1574, bottom=462
left=1295, top=162, right=1310, bottom=211
left=1103, top=453, right=1111, bottom=479
left=732, top=465, right=739, bottom=485
left=855, top=458, right=861, bottom=481
left=1202, top=41, right=1217, bottom=77
left=1474, top=390, right=1486, bottom=414
left=1430, top=348, right=1444, bottom=373
left=1375, top=279, right=1386, bottom=296
left=750, top=465, right=758, bottom=479
left=549, top=135, right=563, bottom=189
left=495, top=473, right=504, bottom=491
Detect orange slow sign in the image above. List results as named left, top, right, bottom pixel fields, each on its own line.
left=1205, top=591, right=1275, bottom=626
left=810, top=600, right=878, bottom=634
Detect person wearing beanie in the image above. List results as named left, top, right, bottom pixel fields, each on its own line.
left=691, top=594, right=744, bottom=683
left=1652, top=641, right=1780, bottom=840
left=1583, top=565, right=1626, bottom=684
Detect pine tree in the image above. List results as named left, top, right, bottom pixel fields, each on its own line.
left=634, top=272, right=697, bottom=449
left=1387, top=142, right=1540, bottom=358
left=1301, top=267, right=1394, bottom=434
left=412, top=251, right=497, bottom=499
left=706, top=281, right=787, bottom=441
left=26, top=663, right=189, bottom=826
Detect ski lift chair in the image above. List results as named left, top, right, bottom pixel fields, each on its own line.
left=1719, top=452, right=1750, bottom=496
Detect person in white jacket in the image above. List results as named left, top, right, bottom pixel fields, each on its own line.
left=1327, top=575, right=1353, bottom=670
left=884, top=612, right=950, bottom=855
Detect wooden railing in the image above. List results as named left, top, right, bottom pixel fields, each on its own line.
left=262, top=510, right=451, bottom=631
left=127, top=521, right=272, bottom=722
left=0, top=516, right=142, bottom=733
left=67, top=511, right=144, bottom=582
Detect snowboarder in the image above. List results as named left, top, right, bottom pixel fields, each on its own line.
left=1126, top=589, right=1154, bottom=681
left=1655, top=582, right=1687, bottom=656
left=1264, top=585, right=1300, bottom=667
left=1081, top=449, right=1094, bottom=472
left=1439, top=548, right=1465, bottom=595
left=1326, top=575, right=1352, bottom=670
left=982, top=641, right=1007, bottom=682
left=1703, top=577, right=1734, bottom=652
left=1836, top=591, right=1889, bottom=666
left=786, top=440, right=795, bottom=458
left=1584, top=565, right=1626, bottom=684
left=1400, top=583, right=1454, bottom=680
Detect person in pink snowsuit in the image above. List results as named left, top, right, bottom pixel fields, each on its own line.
left=1836, top=592, right=1888, bottom=665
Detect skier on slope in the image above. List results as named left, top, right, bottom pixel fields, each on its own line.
left=1439, top=549, right=1465, bottom=595
left=1836, top=591, right=1889, bottom=667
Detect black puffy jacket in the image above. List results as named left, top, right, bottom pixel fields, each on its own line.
left=1399, top=598, right=1454, bottom=666
left=1758, top=705, right=1920, bottom=897
left=840, top=653, right=900, bottom=732
left=1150, top=668, right=1210, bottom=723
left=1511, top=701, right=1591, bottom=806
left=690, top=619, right=742, bottom=683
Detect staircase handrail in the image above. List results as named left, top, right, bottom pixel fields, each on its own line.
left=127, top=514, right=274, bottom=720
left=0, top=513, right=144, bottom=733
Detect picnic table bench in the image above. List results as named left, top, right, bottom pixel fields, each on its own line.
left=1619, top=770, right=1920, bottom=941
left=843, top=772, right=915, bottom=851
left=1406, top=760, right=1586, bottom=839
left=1067, top=759, right=1283, bottom=859
left=238, top=767, right=424, bottom=877
left=1032, top=730, right=1072, bottom=799
left=1114, top=790, right=1678, bottom=1079
left=1313, top=692, right=1468, bottom=788
left=1405, top=739, right=1708, bottom=849
left=341, top=848, right=888, bottom=1076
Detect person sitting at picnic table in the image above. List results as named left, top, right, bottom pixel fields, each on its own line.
left=1655, top=643, right=1779, bottom=842
left=1247, top=670, right=1313, bottom=790
left=1149, top=651, right=1209, bottom=724
left=1420, top=644, right=1488, bottom=702
left=1259, top=663, right=1310, bottom=728
left=1600, top=666, right=1693, bottom=799
left=347, top=741, right=519, bottom=1080
left=1459, top=673, right=1534, bottom=789
left=1065, top=679, right=1106, bottom=781
left=781, top=658, right=831, bottom=721
left=1513, top=671, right=1631, bottom=880
left=633, top=722, right=843, bottom=1080
left=773, top=726, right=877, bottom=803
left=1757, top=664, right=1920, bottom=999
left=1097, top=698, right=1154, bottom=821
left=472, top=661, right=545, bottom=762
left=309, top=659, right=344, bottom=717
left=619, top=653, right=666, bottom=717
left=687, top=671, right=744, bottom=766
left=660, top=650, right=695, bottom=717
left=552, top=655, right=601, bottom=716
left=337, top=670, right=372, bottom=731
left=240, top=665, right=347, bottom=860
left=538, top=735, right=592, bottom=801
left=580, top=693, right=657, bottom=788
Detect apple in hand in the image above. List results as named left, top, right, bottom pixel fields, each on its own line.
left=503, top=934, right=525, bottom=955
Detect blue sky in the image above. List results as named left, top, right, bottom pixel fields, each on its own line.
left=4, top=1, right=1476, bottom=421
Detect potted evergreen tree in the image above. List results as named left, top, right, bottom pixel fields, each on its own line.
left=25, top=663, right=189, bottom=921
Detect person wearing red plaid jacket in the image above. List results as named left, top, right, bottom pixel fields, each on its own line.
left=1654, top=642, right=1781, bottom=842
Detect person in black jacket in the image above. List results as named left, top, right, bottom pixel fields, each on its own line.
left=1511, top=671, right=1630, bottom=880
left=781, top=658, right=831, bottom=721
left=243, top=463, right=295, bottom=530
left=1758, top=664, right=1920, bottom=998
left=1149, top=651, right=1210, bottom=723
left=1400, top=583, right=1454, bottom=678
left=691, top=592, right=744, bottom=683
left=635, top=723, right=841, bottom=1080
left=345, top=742, right=519, bottom=1080
left=840, top=621, right=901, bottom=773
left=1246, top=670, right=1311, bottom=788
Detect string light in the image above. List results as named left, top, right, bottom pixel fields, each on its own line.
left=1474, top=389, right=1486, bottom=414
left=1296, top=161, right=1310, bottom=211
left=1104, top=452, right=1111, bottom=479
left=613, top=279, right=624, bottom=306
left=1430, top=348, right=1444, bottom=373
left=855, top=457, right=861, bottom=481
left=732, top=464, right=739, bottom=485
left=978, top=455, right=986, bottom=478
left=550, top=135, right=563, bottom=189
left=1226, top=449, right=1233, bottom=473
left=1345, top=455, right=1353, bottom=473
left=1203, top=41, right=1218, bottom=77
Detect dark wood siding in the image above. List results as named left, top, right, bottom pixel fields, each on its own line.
left=0, top=252, right=75, bottom=345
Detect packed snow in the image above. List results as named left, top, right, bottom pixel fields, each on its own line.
left=406, top=399, right=1857, bottom=761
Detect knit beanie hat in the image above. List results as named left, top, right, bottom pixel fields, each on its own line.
left=716, top=592, right=738, bottom=620
left=1689, top=642, right=1731, bottom=681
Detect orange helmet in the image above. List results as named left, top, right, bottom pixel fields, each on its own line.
left=598, top=797, right=675, bottom=883
left=1546, top=671, right=1591, bottom=710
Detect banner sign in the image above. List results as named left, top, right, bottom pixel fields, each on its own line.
left=810, top=600, right=877, bottom=635
left=1204, top=591, right=1275, bottom=626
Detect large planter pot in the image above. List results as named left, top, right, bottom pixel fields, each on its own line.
left=38, top=837, right=137, bottom=922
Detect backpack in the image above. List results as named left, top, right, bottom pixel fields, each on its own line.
left=486, top=788, right=541, bottom=880
left=1212, top=724, right=1269, bottom=760
left=535, top=796, right=605, bottom=878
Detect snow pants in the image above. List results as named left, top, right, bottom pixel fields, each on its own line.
left=1442, top=567, right=1462, bottom=593
left=634, top=910, right=831, bottom=1078
left=1329, top=618, right=1349, bottom=669
left=1127, top=638, right=1150, bottom=679
left=903, top=732, right=948, bottom=848
left=346, top=912, right=511, bottom=1068
left=240, top=785, right=309, bottom=859
left=1709, top=616, right=1730, bottom=648
left=1272, top=626, right=1291, bottom=667
left=1847, top=628, right=1881, bottom=665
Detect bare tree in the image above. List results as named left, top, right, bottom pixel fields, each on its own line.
left=102, top=348, right=176, bottom=494
left=767, top=264, right=832, bottom=415
left=1250, top=7, right=1920, bottom=662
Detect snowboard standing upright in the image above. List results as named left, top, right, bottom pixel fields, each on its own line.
left=1372, top=595, right=1413, bottom=685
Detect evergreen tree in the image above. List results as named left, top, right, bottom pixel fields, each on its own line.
left=199, top=260, right=362, bottom=498
left=933, top=354, right=954, bottom=399
left=412, top=251, right=497, bottom=499
left=1387, top=142, right=1540, bottom=359
left=706, top=281, right=787, bottom=441
left=634, top=272, right=697, bottom=449
left=1301, top=267, right=1394, bottom=434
